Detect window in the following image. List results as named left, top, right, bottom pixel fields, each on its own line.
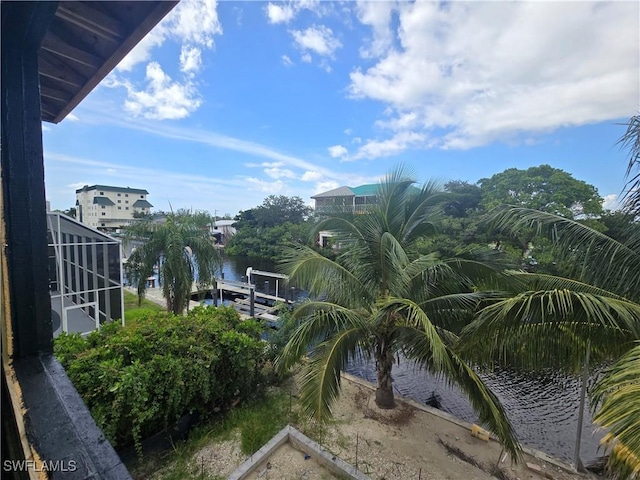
left=117, top=193, right=121, bottom=197
left=117, top=200, right=121, bottom=203
left=140, top=195, right=144, bottom=198
left=125, top=200, right=128, bottom=204
left=99, top=191, right=104, bottom=195
left=118, top=207, right=121, bottom=210
left=125, top=194, right=129, bottom=197
left=125, top=207, right=129, bottom=210
left=102, top=206, right=105, bottom=209
left=102, top=213, right=106, bottom=216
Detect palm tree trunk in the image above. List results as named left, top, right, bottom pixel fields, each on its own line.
left=375, top=340, right=395, bottom=409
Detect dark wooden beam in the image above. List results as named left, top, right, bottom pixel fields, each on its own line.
left=40, top=84, right=74, bottom=103
left=41, top=32, right=103, bottom=69
left=38, top=50, right=87, bottom=88
left=52, top=1, right=178, bottom=123
left=55, top=2, right=128, bottom=44
left=1, top=1, right=58, bottom=358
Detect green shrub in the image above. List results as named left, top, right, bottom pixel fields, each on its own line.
left=54, top=306, right=266, bottom=454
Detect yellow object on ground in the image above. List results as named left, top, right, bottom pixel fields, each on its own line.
left=470, top=424, right=490, bottom=441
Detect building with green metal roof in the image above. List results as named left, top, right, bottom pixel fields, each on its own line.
left=311, top=184, right=379, bottom=214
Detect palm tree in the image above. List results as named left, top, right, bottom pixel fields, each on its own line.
left=125, top=211, right=221, bottom=314
left=619, top=114, right=640, bottom=216
left=460, top=205, right=640, bottom=478
left=275, top=167, right=521, bottom=459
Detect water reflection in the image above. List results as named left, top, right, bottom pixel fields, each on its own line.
left=345, top=355, right=604, bottom=463
left=221, top=256, right=606, bottom=463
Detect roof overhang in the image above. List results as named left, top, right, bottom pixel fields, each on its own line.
left=39, top=1, right=178, bottom=124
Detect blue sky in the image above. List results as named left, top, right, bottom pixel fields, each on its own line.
left=43, top=0, right=639, bottom=216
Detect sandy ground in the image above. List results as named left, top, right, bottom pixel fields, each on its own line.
left=187, top=373, right=599, bottom=480
left=244, top=443, right=340, bottom=480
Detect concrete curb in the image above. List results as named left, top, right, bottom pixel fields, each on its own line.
left=340, top=372, right=581, bottom=475
left=227, top=425, right=370, bottom=480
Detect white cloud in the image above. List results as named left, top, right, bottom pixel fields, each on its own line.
left=301, top=53, right=312, bottom=64
left=302, top=171, right=322, bottom=182
left=116, top=26, right=167, bottom=72
left=246, top=161, right=297, bottom=180
left=266, top=3, right=296, bottom=24
left=282, top=55, right=293, bottom=67
left=122, top=62, right=201, bottom=120
left=353, top=131, right=426, bottom=161
left=245, top=177, right=286, bottom=194
left=314, top=181, right=339, bottom=194
left=602, top=194, right=620, bottom=211
left=291, top=25, right=342, bottom=58
left=328, top=145, right=348, bottom=158
left=180, top=45, right=202, bottom=76
left=118, top=0, right=221, bottom=72
left=78, top=106, right=345, bottom=182
left=170, top=0, right=222, bottom=48
left=47, top=153, right=267, bottom=215
left=66, top=113, right=79, bottom=122
left=356, top=0, right=398, bottom=59
left=112, top=0, right=221, bottom=119
left=265, top=0, right=323, bottom=25
left=42, top=125, right=51, bottom=131
left=349, top=1, right=639, bottom=154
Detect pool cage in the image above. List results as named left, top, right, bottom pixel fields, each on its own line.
left=47, top=213, right=124, bottom=336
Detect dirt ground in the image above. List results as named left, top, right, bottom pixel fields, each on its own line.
left=191, top=374, right=600, bottom=480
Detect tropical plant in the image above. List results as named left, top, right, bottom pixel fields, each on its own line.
left=54, top=306, right=265, bottom=453
left=460, top=202, right=640, bottom=477
left=275, top=167, right=521, bottom=459
left=124, top=210, right=221, bottom=314
left=620, top=115, right=640, bottom=216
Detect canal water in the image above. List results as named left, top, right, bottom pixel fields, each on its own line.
left=222, top=255, right=605, bottom=464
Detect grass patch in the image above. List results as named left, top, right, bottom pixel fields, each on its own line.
left=123, top=290, right=164, bottom=328
left=216, top=392, right=293, bottom=455
left=128, top=392, right=293, bottom=479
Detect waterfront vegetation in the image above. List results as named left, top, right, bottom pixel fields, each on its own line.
left=226, top=195, right=312, bottom=260
left=66, top=116, right=640, bottom=479
left=123, top=290, right=163, bottom=327
left=457, top=116, right=640, bottom=478
left=125, top=210, right=222, bottom=314
left=275, top=166, right=521, bottom=459
left=54, top=306, right=265, bottom=454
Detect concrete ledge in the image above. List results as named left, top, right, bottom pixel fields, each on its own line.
left=341, top=372, right=579, bottom=475
left=227, top=425, right=370, bottom=480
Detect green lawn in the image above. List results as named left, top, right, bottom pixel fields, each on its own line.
left=123, top=290, right=164, bottom=328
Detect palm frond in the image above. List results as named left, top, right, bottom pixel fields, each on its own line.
left=280, top=245, right=370, bottom=306
left=380, top=298, right=450, bottom=371
left=275, top=302, right=369, bottom=374
left=298, top=326, right=367, bottom=422
left=488, top=206, right=640, bottom=300
left=618, top=115, right=640, bottom=216
left=460, top=290, right=639, bottom=371
left=591, top=343, right=640, bottom=479
left=397, top=324, right=521, bottom=460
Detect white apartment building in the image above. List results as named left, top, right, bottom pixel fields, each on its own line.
left=76, top=184, right=152, bottom=229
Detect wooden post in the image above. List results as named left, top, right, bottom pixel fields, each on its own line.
left=1, top=1, right=59, bottom=358
left=249, top=287, right=255, bottom=318
left=573, top=339, right=591, bottom=473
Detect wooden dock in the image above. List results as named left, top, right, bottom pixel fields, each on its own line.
left=209, top=279, right=293, bottom=304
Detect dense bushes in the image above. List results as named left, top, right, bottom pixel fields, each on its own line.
left=54, top=306, right=266, bottom=452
